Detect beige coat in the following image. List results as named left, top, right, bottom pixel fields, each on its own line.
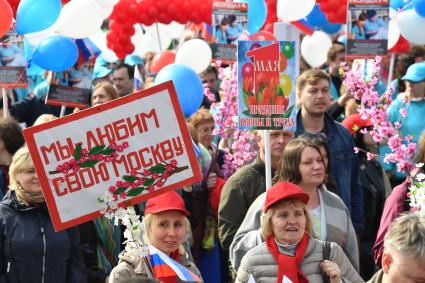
left=109, top=248, right=203, bottom=283
left=236, top=237, right=364, bottom=283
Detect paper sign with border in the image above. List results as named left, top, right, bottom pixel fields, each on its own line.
left=0, top=66, right=29, bottom=89
left=237, top=40, right=297, bottom=130
left=46, top=84, right=91, bottom=109
left=23, top=81, right=202, bottom=231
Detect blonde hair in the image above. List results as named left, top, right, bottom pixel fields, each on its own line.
left=187, top=108, right=215, bottom=129
left=261, top=199, right=312, bottom=239
left=91, top=82, right=119, bottom=105
left=384, top=212, right=425, bottom=261
left=9, top=146, right=34, bottom=191
left=33, top=114, right=58, bottom=126
left=143, top=212, right=191, bottom=255
left=296, top=69, right=331, bottom=94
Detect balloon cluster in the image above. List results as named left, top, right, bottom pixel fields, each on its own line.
left=107, top=0, right=212, bottom=59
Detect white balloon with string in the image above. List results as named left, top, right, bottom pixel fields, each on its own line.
left=301, top=31, right=332, bottom=68
left=175, top=39, right=212, bottom=73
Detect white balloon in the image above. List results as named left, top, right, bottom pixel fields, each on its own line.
left=397, top=9, right=425, bottom=45
left=388, top=18, right=400, bottom=50
left=96, top=0, right=119, bottom=8
left=277, top=0, right=316, bottom=22
left=301, top=31, right=332, bottom=68
left=55, top=0, right=104, bottom=39
left=24, top=24, right=59, bottom=46
left=175, top=39, right=212, bottom=73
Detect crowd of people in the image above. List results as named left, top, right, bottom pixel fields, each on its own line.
left=1, top=23, right=425, bottom=283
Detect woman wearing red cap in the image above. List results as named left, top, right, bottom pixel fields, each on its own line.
left=109, top=191, right=202, bottom=282
left=236, top=181, right=362, bottom=283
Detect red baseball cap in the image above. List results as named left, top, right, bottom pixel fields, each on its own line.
left=264, top=182, right=309, bottom=212
left=144, top=190, right=190, bottom=216
left=341, top=113, right=373, bottom=135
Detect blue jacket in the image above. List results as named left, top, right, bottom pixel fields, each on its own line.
left=295, top=111, right=364, bottom=232
left=0, top=190, right=86, bottom=283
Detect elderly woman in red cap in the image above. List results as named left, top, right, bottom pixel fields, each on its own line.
left=109, top=191, right=202, bottom=282
left=236, top=182, right=363, bottom=283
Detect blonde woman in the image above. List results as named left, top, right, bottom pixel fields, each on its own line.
left=109, top=191, right=202, bottom=282
left=0, top=146, right=85, bottom=282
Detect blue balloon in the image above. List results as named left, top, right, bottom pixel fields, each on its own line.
left=154, top=64, right=204, bottom=117
left=306, top=4, right=327, bottom=27
left=247, top=0, right=267, bottom=34
left=321, top=22, right=342, bottom=34
left=414, top=0, right=425, bottom=17
left=32, top=36, right=78, bottom=72
left=16, top=0, right=61, bottom=35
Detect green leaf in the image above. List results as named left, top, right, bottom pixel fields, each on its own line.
left=97, top=197, right=104, bottom=203
left=74, top=144, right=82, bottom=161
left=283, top=105, right=294, bottom=118
left=277, top=85, right=284, bottom=97
left=242, top=89, right=248, bottom=109
left=242, top=110, right=252, bottom=117
left=256, top=88, right=263, bottom=104
left=79, top=160, right=98, bottom=168
left=123, top=175, right=138, bottom=183
left=102, top=148, right=116, bottom=155
left=89, top=145, right=106, bottom=155
left=113, top=187, right=128, bottom=195
left=149, top=164, right=166, bottom=173
left=127, top=187, right=144, bottom=197
left=143, top=178, right=154, bottom=186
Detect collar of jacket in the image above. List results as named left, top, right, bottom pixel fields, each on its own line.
left=251, top=154, right=276, bottom=177
left=295, top=109, right=342, bottom=140
left=2, top=190, right=46, bottom=212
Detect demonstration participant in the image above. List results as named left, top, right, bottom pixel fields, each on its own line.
left=236, top=182, right=363, bottom=283
left=91, top=82, right=120, bottom=107
left=0, top=146, right=86, bottom=282
left=368, top=213, right=425, bottom=283
left=109, top=191, right=202, bottom=282
left=230, top=137, right=359, bottom=271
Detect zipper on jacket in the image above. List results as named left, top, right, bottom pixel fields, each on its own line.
left=40, top=225, right=46, bottom=283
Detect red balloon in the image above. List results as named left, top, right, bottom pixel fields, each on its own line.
left=249, top=43, right=262, bottom=52
left=0, top=0, right=13, bottom=38
left=249, top=31, right=277, bottom=41
left=389, top=35, right=410, bottom=54
left=242, top=62, right=255, bottom=81
left=149, top=51, right=176, bottom=74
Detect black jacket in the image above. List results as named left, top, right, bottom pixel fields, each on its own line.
left=0, top=190, right=86, bottom=283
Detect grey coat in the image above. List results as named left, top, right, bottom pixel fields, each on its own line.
left=109, top=248, right=202, bottom=283
left=236, top=237, right=364, bottom=283
left=230, top=186, right=359, bottom=271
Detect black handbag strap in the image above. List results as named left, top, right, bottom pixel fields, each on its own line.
left=322, top=241, right=332, bottom=283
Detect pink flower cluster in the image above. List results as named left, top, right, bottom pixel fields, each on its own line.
left=206, top=63, right=257, bottom=178
left=343, top=56, right=415, bottom=173
left=56, top=141, right=129, bottom=174
left=108, top=159, right=178, bottom=201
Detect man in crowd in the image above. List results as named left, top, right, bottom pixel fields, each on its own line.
left=218, top=130, right=294, bottom=251
left=368, top=213, right=425, bottom=283
left=295, top=69, right=364, bottom=233
left=200, top=66, right=221, bottom=109
left=112, top=63, right=134, bottom=97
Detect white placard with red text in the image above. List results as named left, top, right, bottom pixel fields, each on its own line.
left=23, top=81, right=202, bottom=231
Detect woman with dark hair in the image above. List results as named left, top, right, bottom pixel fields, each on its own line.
left=230, top=137, right=359, bottom=272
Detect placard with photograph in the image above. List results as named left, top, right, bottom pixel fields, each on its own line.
left=0, top=66, right=28, bottom=89
left=46, top=84, right=91, bottom=109
left=346, top=0, right=389, bottom=59
left=211, top=1, right=248, bottom=63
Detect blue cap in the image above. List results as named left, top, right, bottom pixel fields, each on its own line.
left=402, top=61, right=425, bottom=83
left=92, top=66, right=112, bottom=81
left=124, top=54, right=143, bottom=66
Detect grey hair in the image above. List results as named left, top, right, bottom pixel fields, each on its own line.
left=384, top=212, right=425, bottom=261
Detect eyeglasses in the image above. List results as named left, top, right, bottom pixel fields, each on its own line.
left=300, top=132, right=327, bottom=143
